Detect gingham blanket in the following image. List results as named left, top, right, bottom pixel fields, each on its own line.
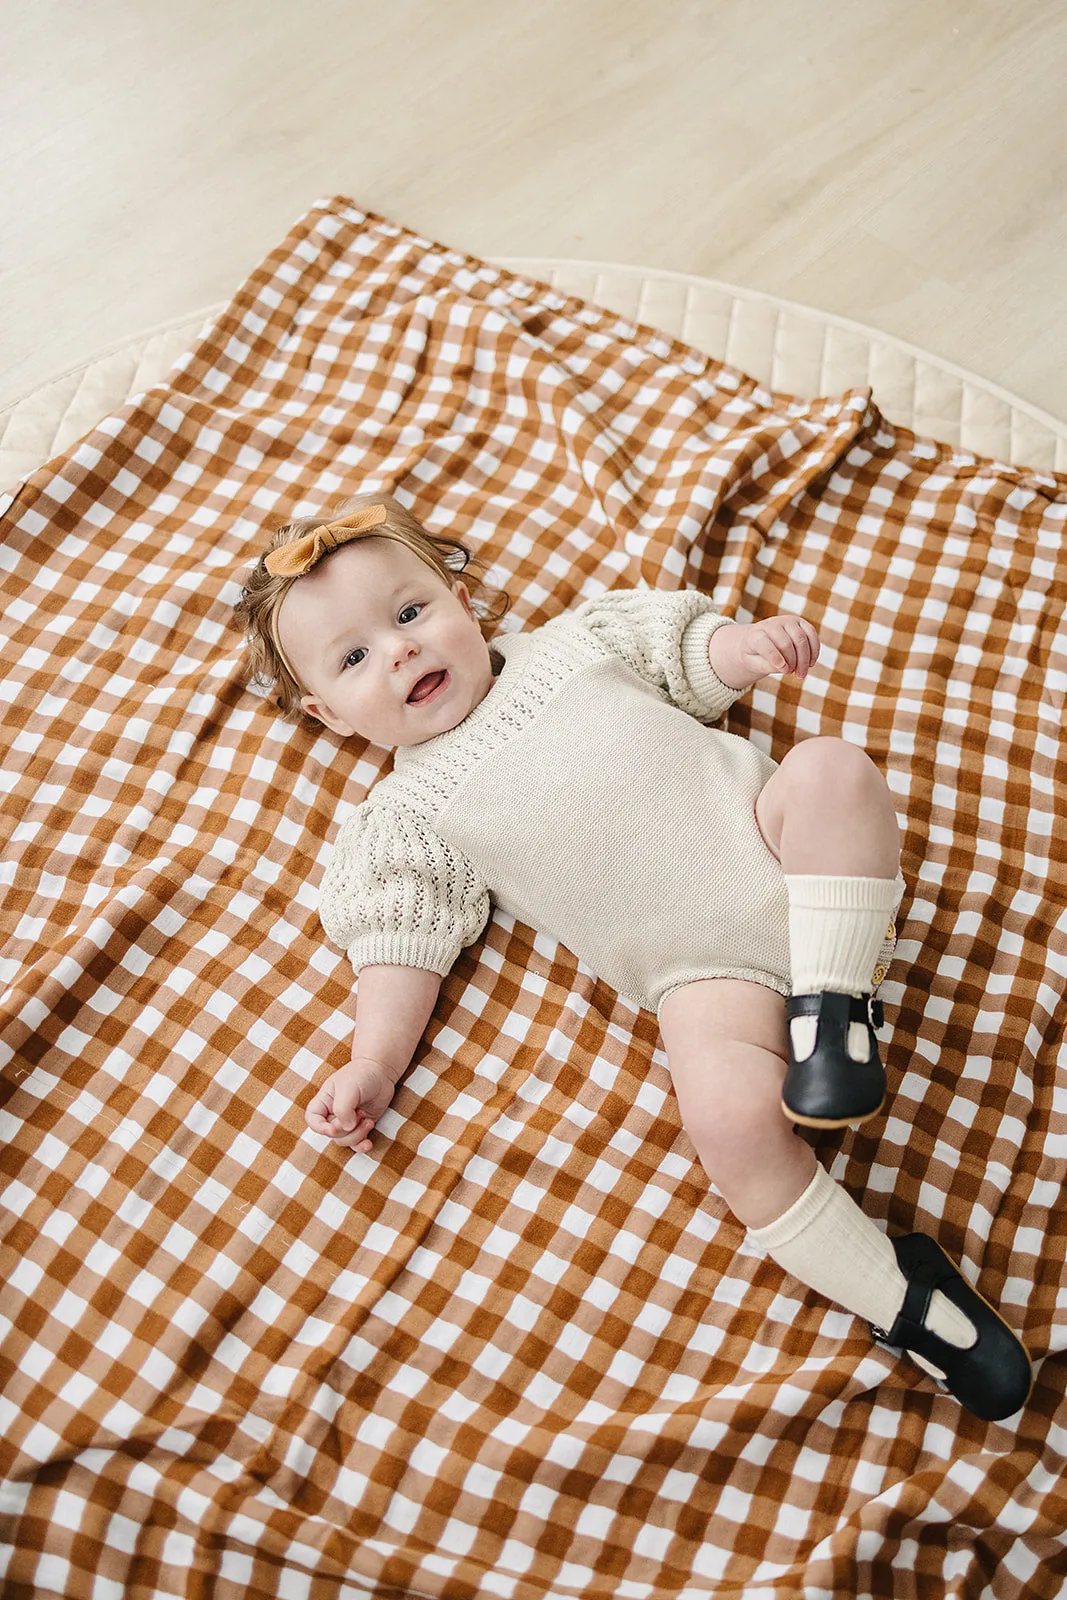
left=1, top=198, right=1065, bottom=1600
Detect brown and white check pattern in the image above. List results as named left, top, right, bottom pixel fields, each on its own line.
left=1, top=197, right=1065, bottom=1600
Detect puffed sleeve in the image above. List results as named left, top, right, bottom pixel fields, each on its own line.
left=319, top=799, right=491, bottom=976
left=567, top=585, right=743, bottom=722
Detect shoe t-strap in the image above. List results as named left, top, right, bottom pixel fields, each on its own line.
left=785, top=993, right=883, bottom=1028
left=887, top=1270, right=934, bottom=1342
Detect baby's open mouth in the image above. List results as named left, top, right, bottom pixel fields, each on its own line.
left=407, top=670, right=448, bottom=704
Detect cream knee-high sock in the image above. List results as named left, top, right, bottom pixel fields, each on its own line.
left=785, top=874, right=902, bottom=1062
left=749, top=1163, right=975, bottom=1371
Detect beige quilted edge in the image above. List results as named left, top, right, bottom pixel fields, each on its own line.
left=2, top=260, right=1065, bottom=496
left=0, top=306, right=221, bottom=496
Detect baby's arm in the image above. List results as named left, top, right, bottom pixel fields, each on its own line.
left=568, top=589, right=818, bottom=722
left=307, top=963, right=444, bottom=1153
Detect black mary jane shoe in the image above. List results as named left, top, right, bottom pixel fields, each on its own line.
left=781, top=991, right=886, bottom=1128
left=870, top=1233, right=1033, bottom=1423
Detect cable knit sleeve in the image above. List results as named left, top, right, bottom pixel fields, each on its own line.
left=319, top=800, right=491, bottom=977
left=568, top=585, right=743, bottom=722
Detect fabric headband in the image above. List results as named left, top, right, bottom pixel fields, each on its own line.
left=263, top=503, right=389, bottom=577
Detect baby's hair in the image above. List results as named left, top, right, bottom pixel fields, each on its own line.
left=233, top=491, right=512, bottom=728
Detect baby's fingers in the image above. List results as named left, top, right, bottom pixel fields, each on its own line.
left=307, top=1083, right=363, bottom=1138
left=792, top=618, right=820, bottom=676
left=765, top=617, right=818, bottom=677
left=749, top=635, right=790, bottom=676
left=306, top=1097, right=376, bottom=1152
left=306, top=1084, right=337, bottom=1135
left=803, top=618, right=820, bottom=662
left=329, top=1112, right=376, bottom=1152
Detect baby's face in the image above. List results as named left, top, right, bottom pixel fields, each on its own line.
left=276, top=536, right=497, bottom=746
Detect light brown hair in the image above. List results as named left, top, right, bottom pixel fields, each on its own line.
left=233, top=492, right=512, bottom=728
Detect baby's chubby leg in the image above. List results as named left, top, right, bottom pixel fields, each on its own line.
left=755, top=736, right=904, bottom=1126
left=659, top=977, right=815, bottom=1229
left=656, top=977, right=1022, bottom=1416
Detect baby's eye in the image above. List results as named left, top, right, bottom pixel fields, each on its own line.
left=340, top=604, right=423, bottom=670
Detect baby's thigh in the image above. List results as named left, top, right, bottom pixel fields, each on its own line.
left=658, top=977, right=788, bottom=1065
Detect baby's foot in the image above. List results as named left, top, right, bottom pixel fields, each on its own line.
left=782, top=991, right=885, bottom=1128
left=870, top=1233, right=1033, bottom=1422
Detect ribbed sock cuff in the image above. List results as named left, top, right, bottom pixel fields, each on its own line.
left=749, top=1162, right=836, bottom=1252
left=784, top=874, right=902, bottom=912
left=750, top=1161, right=906, bottom=1329
left=785, top=873, right=901, bottom=994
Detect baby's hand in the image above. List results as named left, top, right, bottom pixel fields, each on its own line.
left=709, top=616, right=820, bottom=691
left=306, top=1056, right=397, bottom=1153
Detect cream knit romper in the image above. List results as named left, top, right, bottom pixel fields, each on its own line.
left=319, top=587, right=899, bottom=1017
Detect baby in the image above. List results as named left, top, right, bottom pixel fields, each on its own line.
left=235, top=492, right=1032, bottom=1422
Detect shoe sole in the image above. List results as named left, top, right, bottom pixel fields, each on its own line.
left=781, top=1094, right=885, bottom=1130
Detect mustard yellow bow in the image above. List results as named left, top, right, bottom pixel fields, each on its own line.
left=264, top=504, right=389, bottom=577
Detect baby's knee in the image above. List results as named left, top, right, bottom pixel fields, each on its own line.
left=669, top=1043, right=785, bottom=1170
left=780, top=736, right=886, bottom=808
left=783, top=734, right=867, bottom=785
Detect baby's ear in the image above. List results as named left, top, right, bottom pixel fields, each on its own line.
left=299, top=694, right=356, bottom=736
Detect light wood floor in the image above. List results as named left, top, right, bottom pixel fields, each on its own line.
left=5, top=0, right=1066, bottom=418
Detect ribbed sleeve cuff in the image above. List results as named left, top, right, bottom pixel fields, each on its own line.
left=680, top=610, right=744, bottom=721
left=347, top=931, right=459, bottom=977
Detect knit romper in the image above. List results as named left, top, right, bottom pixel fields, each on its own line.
left=319, top=587, right=899, bottom=1017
